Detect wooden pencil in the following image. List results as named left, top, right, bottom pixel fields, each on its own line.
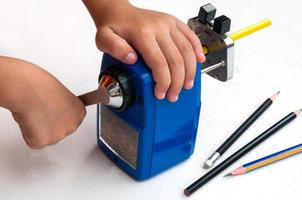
left=224, top=143, right=302, bottom=177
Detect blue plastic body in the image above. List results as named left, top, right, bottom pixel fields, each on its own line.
left=97, top=54, right=202, bottom=181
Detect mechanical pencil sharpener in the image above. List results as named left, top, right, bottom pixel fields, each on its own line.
left=86, top=3, right=272, bottom=180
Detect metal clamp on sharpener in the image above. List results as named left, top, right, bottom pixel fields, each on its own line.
left=188, top=3, right=234, bottom=81
left=189, top=3, right=272, bottom=82
left=78, top=3, right=272, bottom=181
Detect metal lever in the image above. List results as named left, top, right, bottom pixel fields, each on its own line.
left=79, top=86, right=110, bottom=106
left=79, top=74, right=124, bottom=108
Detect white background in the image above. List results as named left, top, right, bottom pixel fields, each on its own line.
left=0, top=0, right=301, bottom=199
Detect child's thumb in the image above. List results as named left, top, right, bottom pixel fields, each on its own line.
left=96, top=27, right=137, bottom=65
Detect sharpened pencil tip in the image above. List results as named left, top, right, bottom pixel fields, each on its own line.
left=223, top=173, right=232, bottom=177
left=270, top=91, right=280, bottom=101
left=294, top=109, right=302, bottom=116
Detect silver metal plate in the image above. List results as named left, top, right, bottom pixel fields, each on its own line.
left=99, top=105, right=138, bottom=169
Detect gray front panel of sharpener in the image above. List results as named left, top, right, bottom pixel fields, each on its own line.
left=100, top=105, right=138, bottom=169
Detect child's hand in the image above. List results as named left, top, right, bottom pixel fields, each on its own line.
left=84, top=0, right=206, bottom=102
left=0, top=56, right=86, bottom=149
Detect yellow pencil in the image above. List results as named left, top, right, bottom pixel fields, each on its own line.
left=225, top=143, right=302, bottom=177
left=230, top=18, right=272, bottom=41
left=203, top=18, right=272, bottom=55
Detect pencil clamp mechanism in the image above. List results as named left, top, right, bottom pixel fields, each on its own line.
left=188, top=3, right=234, bottom=81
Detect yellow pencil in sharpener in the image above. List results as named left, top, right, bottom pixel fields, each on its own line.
left=230, top=18, right=272, bottom=42
left=202, top=18, right=272, bottom=55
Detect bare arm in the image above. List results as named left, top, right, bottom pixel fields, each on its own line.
left=0, top=56, right=86, bottom=149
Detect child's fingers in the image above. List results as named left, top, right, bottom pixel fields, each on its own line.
left=156, top=35, right=185, bottom=102
left=176, top=22, right=206, bottom=63
left=12, top=112, right=48, bottom=149
left=170, top=31, right=196, bottom=90
left=11, top=113, right=38, bottom=149
left=133, top=36, right=171, bottom=100
left=96, top=27, right=137, bottom=64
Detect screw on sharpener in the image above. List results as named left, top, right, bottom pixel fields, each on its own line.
left=201, top=61, right=225, bottom=74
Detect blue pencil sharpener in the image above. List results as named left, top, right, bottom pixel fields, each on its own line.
left=94, top=3, right=235, bottom=181
left=97, top=55, right=202, bottom=181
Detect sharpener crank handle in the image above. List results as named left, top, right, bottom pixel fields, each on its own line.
left=79, top=86, right=110, bottom=106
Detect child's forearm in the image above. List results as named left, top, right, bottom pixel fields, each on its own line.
left=0, top=56, right=28, bottom=111
left=0, top=56, right=86, bottom=149
left=83, top=0, right=130, bottom=27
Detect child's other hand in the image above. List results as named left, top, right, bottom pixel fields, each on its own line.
left=0, top=57, right=86, bottom=149
left=84, top=0, right=206, bottom=102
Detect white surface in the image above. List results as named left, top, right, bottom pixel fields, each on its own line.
left=0, top=0, right=301, bottom=199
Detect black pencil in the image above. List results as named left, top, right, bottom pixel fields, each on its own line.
left=185, top=109, right=301, bottom=197
left=204, top=92, right=280, bottom=169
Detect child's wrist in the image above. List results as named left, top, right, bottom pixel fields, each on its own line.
left=0, top=57, right=31, bottom=111
left=83, top=0, right=131, bottom=28
left=0, top=59, right=19, bottom=110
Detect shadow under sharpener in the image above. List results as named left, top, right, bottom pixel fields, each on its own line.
left=97, top=54, right=202, bottom=181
